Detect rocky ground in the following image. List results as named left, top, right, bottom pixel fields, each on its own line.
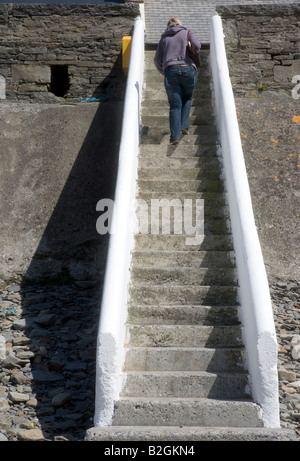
left=270, top=279, right=300, bottom=438
left=0, top=278, right=299, bottom=441
left=0, top=280, right=101, bottom=441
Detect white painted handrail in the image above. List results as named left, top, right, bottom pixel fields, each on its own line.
left=94, top=16, right=144, bottom=427
left=210, top=15, right=280, bottom=428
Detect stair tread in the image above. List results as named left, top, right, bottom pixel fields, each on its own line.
left=124, top=345, right=242, bottom=350
left=123, top=370, right=247, bottom=375
left=85, top=426, right=298, bottom=441
left=117, top=396, right=252, bottom=402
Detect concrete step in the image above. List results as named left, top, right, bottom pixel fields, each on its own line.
left=139, top=143, right=219, bottom=158
left=130, top=267, right=237, bottom=286
left=127, top=305, right=240, bottom=326
left=138, top=155, right=221, bottom=169
left=140, top=131, right=218, bottom=152
left=141, top=120, right=216, bottom=134
left=137, top=179, right=223, bottom=193
left=142, top=204, right=230, bottom=220
left=121, top=371, right=250, bottom=400
left=129, top=285, right=238, bottom=306
left=142, top=112, right=214, bottom=127
left=141, top=133, right=217, bottom=146
left=141, top=129, right=217, bottom=146
left=85, top=426, right=298, bottom=441
left=131, top=249, right=235, bottom=268
left=142, top=89, right=213, bottom=104
left=135, top=220, right=230, bottom=237
left=137, top=192, right=228, bottom=207
left=143, top=104, right=213, bottom=117
left=112, top=398, right=263, bottom=428
left=141, top=133, right=218, bottom=147
left=134, top=234, right=234, bottom=251
left=142, top=88, right=211, bottom=102
left=138, top=166, right=221, bottom=181
left=125, top=324, right=243, bottom=348
left=124, top=346, right=244, bottom=371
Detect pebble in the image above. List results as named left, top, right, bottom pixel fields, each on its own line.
left=270, top=280, right=300, bottom=437
left=0, top=280, right=100, bottom=441
left=0, top=278, right=299, bottom=440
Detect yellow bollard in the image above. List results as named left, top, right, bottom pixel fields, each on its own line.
left=122, top=36, right=132, bottom=76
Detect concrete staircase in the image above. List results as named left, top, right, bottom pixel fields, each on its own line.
left=85, top=50, right=297, bottom=441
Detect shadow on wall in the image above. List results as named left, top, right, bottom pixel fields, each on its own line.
left=17, top=99, right=122, bottom=439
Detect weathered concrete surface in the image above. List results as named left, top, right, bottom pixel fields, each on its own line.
left=85, top=426, right=298, bottom=441
left=0, top=101, right=122, bottom=286
left=235, top=95, right=299, bottom=282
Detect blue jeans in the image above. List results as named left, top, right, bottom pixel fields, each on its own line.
left=164, top=65, right=198, bottom=143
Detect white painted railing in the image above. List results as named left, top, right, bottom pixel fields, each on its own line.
left=210, top=14, right=280, bottom=428
left=94, top=16, right=144, bottom=427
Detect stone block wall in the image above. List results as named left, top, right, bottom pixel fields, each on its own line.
left=217, top=4, right=300, bottom=97
left=0, top=3, right=140, bottom=102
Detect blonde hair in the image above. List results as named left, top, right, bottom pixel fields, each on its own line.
left=167, top=18, right=182, bottom=27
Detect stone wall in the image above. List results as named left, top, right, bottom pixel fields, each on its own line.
left=217, top=4, right=300, bottom=97
left=0, top=3, right=140, bottom=102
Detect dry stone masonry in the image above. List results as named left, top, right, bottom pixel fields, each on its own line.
left=0, top=3, right=140, bottom=102
left=217, top=4, right=300, bottom=97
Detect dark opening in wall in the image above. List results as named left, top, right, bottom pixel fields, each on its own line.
left=50, top=65, right=69, bottom=97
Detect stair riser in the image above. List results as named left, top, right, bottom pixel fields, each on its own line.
left=125, top=325, right=243, bottom=348
left=131, top=250, right=235, bottom=268
left=86, top=426, right=298, bottom=442
left=142, top=114, right=214, bottom=127
left=138, top=167, right=220, bottom=181
left=134, top=235, right=233, bottom=251
left=139, top=144, right=219, bottom=158
left=138, top=155, right=220, bottom=168
left=135, top=204, right=230, bottom=220
left=134, top=220, right=230, bottom=237
left=137, top=180, right=223, bottom=193
left=141, top=132, right=217, bottom=146
left=113, top=400, right=263, bottom=428
left=137, top=194, right=227, bottom=209
left=130, top=268, right=237, bottom=286
left=129, top=285, right=238, bottom=306
left=121, top=373, right=250, bottom=399
left=127, top=305, right=240, bottom=326
left=143, top=104, right=213, bottom=116
left=124, top=347, right=245, bottom=371
left=141, top=133, right=218, bottom=146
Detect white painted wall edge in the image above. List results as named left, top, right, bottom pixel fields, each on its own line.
left=210, top=14, right=280, bottom=428
left=93, top=15, right=144, bottom=427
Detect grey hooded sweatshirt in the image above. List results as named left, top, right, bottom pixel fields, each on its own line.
left=154, top=23, right=201, bottom=74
